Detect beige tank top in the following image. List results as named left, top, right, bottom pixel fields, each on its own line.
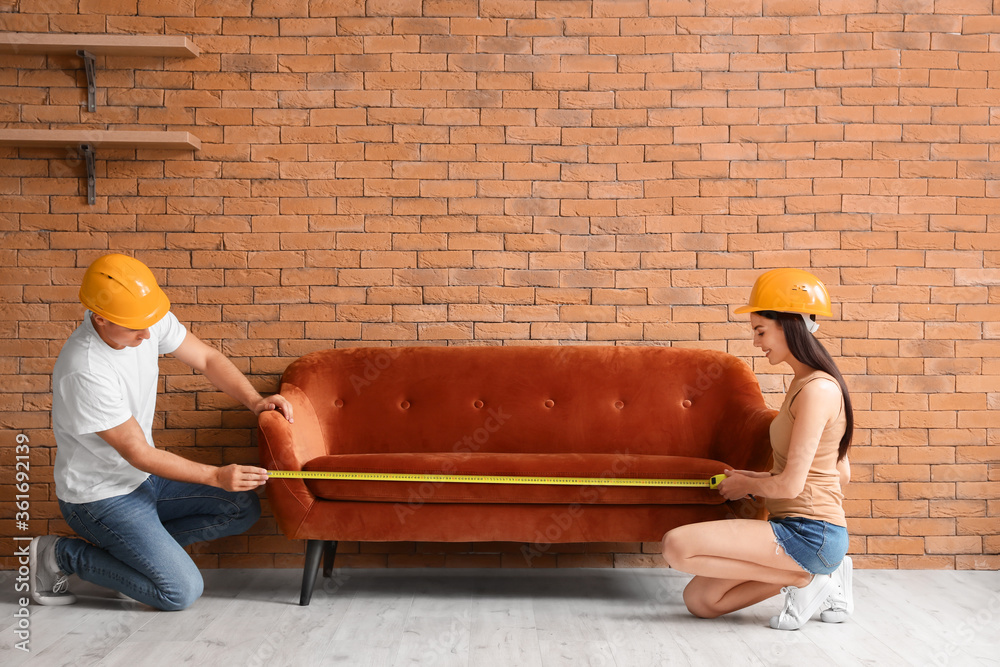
left=766, top=370, right=847, bottom=528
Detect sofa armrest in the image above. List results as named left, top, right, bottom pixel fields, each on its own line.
left=257, top=385, right=327, bottom=538
left=736, top=408, right=778, bottom=472
left=257, top=384, right=326, bottom=471
left=712, top=401, right=777, bottom=474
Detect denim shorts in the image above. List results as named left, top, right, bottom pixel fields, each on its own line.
left=770, top=516, right=849, bottom=575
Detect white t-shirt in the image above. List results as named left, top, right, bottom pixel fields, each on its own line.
left=53, top=311, right=188, bottom=504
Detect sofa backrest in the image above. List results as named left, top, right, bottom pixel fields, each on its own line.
left=280, top=345, right=772, bottom=468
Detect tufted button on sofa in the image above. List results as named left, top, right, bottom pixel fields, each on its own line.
left=258, top=345, right=775, bottom=605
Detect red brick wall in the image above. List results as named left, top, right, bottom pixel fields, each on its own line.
left=2, top=0, right=999, bottom=571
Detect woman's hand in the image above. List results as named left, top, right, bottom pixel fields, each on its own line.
left=717, top=469, right=763, bottom=501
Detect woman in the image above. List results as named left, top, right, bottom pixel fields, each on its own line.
left=661, top=268, right=854, bottom=630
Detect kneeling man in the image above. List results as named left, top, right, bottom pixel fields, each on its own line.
left=31, top=254, right=290, bottom=610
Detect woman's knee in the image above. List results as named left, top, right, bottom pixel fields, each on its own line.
left=682, top=585, right=723, bottom=619
left=661, top=529, right=687, bottom=567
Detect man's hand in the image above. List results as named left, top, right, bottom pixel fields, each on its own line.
left=215, top=464, right=269, bottom=492
left=171, top=333, right=294, bottom=423
left=252, top=394, right=294, bottom=423
left=98, top=419, right=271, bottom=491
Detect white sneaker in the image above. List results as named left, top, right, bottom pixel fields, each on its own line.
left=820, top=556, right=854, bottom=623
left=29, top=536, right=77, bottom=606
left=769, top=573, right=834, bottom=630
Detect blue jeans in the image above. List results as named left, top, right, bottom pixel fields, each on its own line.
left=56, top=475, right=260, bottom=611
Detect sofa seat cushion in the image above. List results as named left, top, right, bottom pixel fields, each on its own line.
left=301, top=453, right=730, bottom=505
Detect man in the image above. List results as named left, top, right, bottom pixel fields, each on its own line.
left=30, top=253, right=291, bottom=610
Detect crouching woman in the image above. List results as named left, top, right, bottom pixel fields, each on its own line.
left=662, top=268, right=854, bottom=630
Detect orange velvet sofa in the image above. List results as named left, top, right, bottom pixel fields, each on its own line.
left=257, top=345, right=775, bottom=605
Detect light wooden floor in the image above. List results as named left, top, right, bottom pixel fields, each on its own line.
left=2, top=567, right=998, bottom=666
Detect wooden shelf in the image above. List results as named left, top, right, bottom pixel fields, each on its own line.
left=0, top=34, right=203, bottom=205
left=0, top=129, right=200, bottom=205
left=0, top=33, right=200, bottom=58
left=0, top=129, right=201, bottom=150
left=0, top=33, right=199, bottom=111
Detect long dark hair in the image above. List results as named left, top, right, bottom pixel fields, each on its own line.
left=757, top=310, right=853, bottom=462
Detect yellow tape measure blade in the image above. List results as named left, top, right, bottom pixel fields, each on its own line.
left=267, top=470, right=727, bottom=489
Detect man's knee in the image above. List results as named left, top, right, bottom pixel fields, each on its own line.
left=238, top=491, right=261, bottom=524
left=225, top=491, right=261, bottom=534
left=158, top=570, right=204, bottom=611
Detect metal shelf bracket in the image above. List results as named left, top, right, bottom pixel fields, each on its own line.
left=76, top=49, right=96, bottom=112
left=80, top=144, right=96, bottom=204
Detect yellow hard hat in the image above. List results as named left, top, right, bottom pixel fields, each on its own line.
left=734, top=268, right=833, bottom=317
left=79, top=254, right=170, bottom=329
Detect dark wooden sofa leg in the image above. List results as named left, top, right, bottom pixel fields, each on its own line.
left=323, top=540, right=338, bottom=578
left=300, top=540, right=340, bottom=605
left=300, top=540, right=325, bottom=606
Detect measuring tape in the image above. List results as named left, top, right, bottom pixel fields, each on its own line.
left=267, top=470, right=727, bottom=489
